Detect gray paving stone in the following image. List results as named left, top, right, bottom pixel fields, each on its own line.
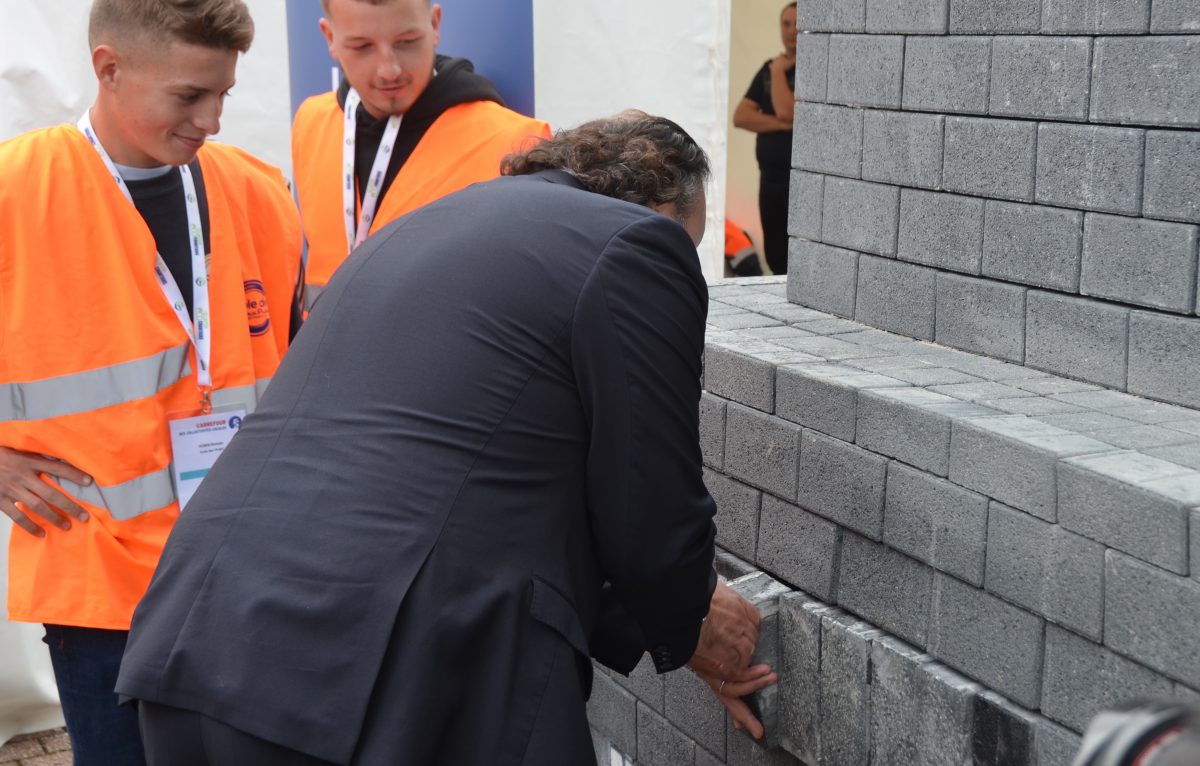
left=787, top=171, right=823, bottom=241
left=778, top=595, right=832, bottom=764
left=826, top=34, right=905, bottom=108
left=987, top=397, right=1085, bottom=417
left=950, top=0, right=1040, bottom=31
left=887, top=367, right=980, bottom=387
left=1105, top=550, right=1200, bottom=687
left=787, top=239, right=859, bottom=318
left=928, top=381, right=1034, bottom=403
left=1151, top=0, right=1200, bottom=32
left=985, top=502, right=1105, bottom=639
left=861, top=109, right=944, bottom=189
left=1058, top=451, right=1197, bottom=573
left=866, top=0, right=948, bottom=32
left=708, top=312, right=786, bottom=331
left=1050, top=388, right=1145, bottom=410
left=1129, top=312, right=1200, bottom=410
left=935, top=273, right=1026, bottom=363
left=898, top=190, right=985, bottom=274
left=1144, top=131, right=1200, bottom=225
left=1041, top=0, right=1151, bottom=32
left=884, top=463, right=989, bottom=586
left=950, top=416, right=1112, bottom=520
left=796, top=0, right=866, bottom=32
left=664, top=656, right=727, bottom=759
left=1081, top=214, right=1199, bottom=313
left=699, top=393, right=727, bottom=470
left=857, top=387, right=959, bottom=476
left=773, top=334, right=881, bottom=361
left=715, top=549, right=758, bottom=582
left=705, top=469, right=762, bottom=563
left=637, top=703, right=696, bottom=766
left=796, top=429, right=888, bottom=537
left=982, top=201, right=1082, bottom=293
left=1025, top=291, right=1128, bottom=390
left=724, top=404, right=803, bottom=500
left=588, top=672, right=639, bottom=758
left=854, top=255, right=937, bottom=340
left=1037, top=410, right=1141, bottom=433
left=1091, top=36, right=1200, bottom=127
left=1033, top=717, right=1083, bottom=766
left=757, top=495, right=842, bottom=601
left=837, top=532, right=934, bottom=646
left=795, top=317, right=866, bottom=335
left=971, top=690, right=1039, bottom=766
left=1042, top=624, right=1175, bottom=733
left=943, top=117, right=1037, bottom=201
left=1016, top=378, right=1102, bottom=396
left=819, top=614, right=880, bottom=765
left=1035, top=124, right=1145, bottom=216
left=990, top=36, right=1092, bottom=120
left=821, top=177, right=900, bottom=257
left=902, top=36, right=992, bottom=114
left=705, top=346, right=776, bottom=413
left=1089, top=424, right=1198, bottom=451
left=794, top=33, right=829, bottom=103
left=928, top=573, right=1045, bottom=708
left=1144, top=443, right=1200, bottom=472
left=792, top=103, right=863, bottom=178
left=611, top=654, right=666, bottom=714
left=775, top=363, right=907, bottom=441
left=870, top=637, right=934, bottom=766
left=727, top=572, right=792, bottom=751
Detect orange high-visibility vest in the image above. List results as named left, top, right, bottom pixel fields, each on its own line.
left=0, top=126, right=302, bottom=630
left=292, top=94, right=551, bottom=309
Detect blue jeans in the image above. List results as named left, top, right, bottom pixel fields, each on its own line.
left=43, top=624, right=146, bottom=766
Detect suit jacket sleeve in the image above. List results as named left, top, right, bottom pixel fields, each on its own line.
left=572, top=213, right=717, bottom=674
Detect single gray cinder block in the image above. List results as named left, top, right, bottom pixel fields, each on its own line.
left=857, top=387, right=959, bottom=476
left=1144, top=131, right=1200, bottom=225
left=795, top=33, right=829, bottom=103
left=724, top=403, right=803, bottom=500
left=1034, top=717, right=1084, bottom=766
left=1106, top=549, right=1200, bottom=688
left=775, top=363, right=906, bottom=442
left=1035, top=124, right=1145, bottom=216
left=699, top=393, right=727, bottom=469
left=898, top=190, right=985, bottom=274
left=705, top=469, right=762, bottom=563
left=796, top=429, right=888, bottom=538
left=862, top=109, right=944, bottom=189
left=588, top=672, right=639, bottom=758
left=1058, top=451, right=1196, bottom=574
left=855, top=255, right=937, bottom=340
left=870, top=637, right=933, bottom=766
left=1042, top=624, right=1175, bottom=733
left=704, top=346, right=776, bottom=413
left=837, top=532, right=933, bottom=646
left=1041, top=0, right=1151, bottom=32
left=902, top=36, right=992, bottom=114
left=1025, top=291, right=1129, bottom=390
left=787, top=171, right=823, bottom=241
left=950, top=0, right=1040, bottom=31
left=928, top=574, right=1045, bottom=708
left=787, top=239, right=859, bottom=318
left=949, top=415, right=1112, bottom=520
left=1151, top=0, right=1200, bottom=32
left=819, top=614, right=880, bottom=766
left=821, top=177, right=900, bottom=257
left=990, top=36, right=1092, bottom=121
left=884, top=463, right=989, bottom=586
left=935, top=273, right=1026, bottom=363
left=797, top=0, right=867, bottom=32
left=664, top=657, right=727, bottom=759
left=1091, top=37, right=1200, bottom=127
left=1129, top=312, right=1200, bottom=410
left=943, top=117, right=1036, bottom=202
left=779, top=595, right=832, bottom=764
left=757, top=495, right=842, bottom=601
left=827, top=34, right=905, bottom=109
left=866, top=0, right=948, bottom=32
left=985, top=502, right=1105, bottom=639
left=637, top=703, right=696, bottom=766
left=1081, top=214, right=1199, bottom=313
left=792, top=103, right=863, bottom=178
left=982, top=201, right=1082, bottom=292
left=727, top=572, right=792, bottom=751
left=971, top=691, right=1039, bottom=766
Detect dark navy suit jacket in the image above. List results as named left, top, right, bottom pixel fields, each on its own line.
left=117, top=170, right=718, bottom=765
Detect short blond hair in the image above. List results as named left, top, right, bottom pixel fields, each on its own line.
left=89, top=0, right=254, bottom=53
left=320, top=0, right=431, bottom=14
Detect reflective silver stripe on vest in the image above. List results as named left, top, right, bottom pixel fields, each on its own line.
left=58, top=465, right=177, bottom=522
left=303, top=283, right=325, bottom=312
left=0, top=343, right=191, bottom=422
left=209, top=378, right=272, bottom=415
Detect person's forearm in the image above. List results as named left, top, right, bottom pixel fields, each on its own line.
left=769, top=69, right=795, bottom=124
left=733, top=109, right=791, bottom=133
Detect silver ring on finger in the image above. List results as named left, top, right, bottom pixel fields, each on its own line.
left=719, top=680, right=727, bottom=694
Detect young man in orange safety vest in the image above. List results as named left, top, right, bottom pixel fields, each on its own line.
left=0, top=1, right=302, bottom=763
left=293, top=0, right=552, bottom=311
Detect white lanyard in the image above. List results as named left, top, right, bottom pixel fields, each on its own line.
left=343, top=88, right=402, bottom=254
left=77, top=112, right=214, bottom=412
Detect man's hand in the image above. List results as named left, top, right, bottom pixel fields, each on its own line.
left=0, top=447, right=91, bottom=537
left=693, top=663, right=778, bottom=739
left=689, top=580, right=761, bottom=674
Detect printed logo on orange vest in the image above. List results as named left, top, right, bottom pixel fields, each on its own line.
left=244, top=280, right=271, bottom=337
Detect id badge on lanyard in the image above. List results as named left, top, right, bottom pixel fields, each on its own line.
left=344, top=88, right=402, bottom=253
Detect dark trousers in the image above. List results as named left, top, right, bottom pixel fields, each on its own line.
left=43, top=625, right=146, bottom=766
left=759, top=172, right=791, bottom=276
left=139, top=702, right=338, bottom=766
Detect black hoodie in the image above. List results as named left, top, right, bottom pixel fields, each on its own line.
left=336, top=55, right=505, bottom=205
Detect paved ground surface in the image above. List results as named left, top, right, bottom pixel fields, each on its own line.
left=0, top=729, right=70, bottom=766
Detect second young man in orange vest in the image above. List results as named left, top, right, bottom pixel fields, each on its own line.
left=293, top=0, right=552, bottom=311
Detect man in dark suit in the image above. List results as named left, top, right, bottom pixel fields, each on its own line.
left=116, top=111, right=775, bottom=765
